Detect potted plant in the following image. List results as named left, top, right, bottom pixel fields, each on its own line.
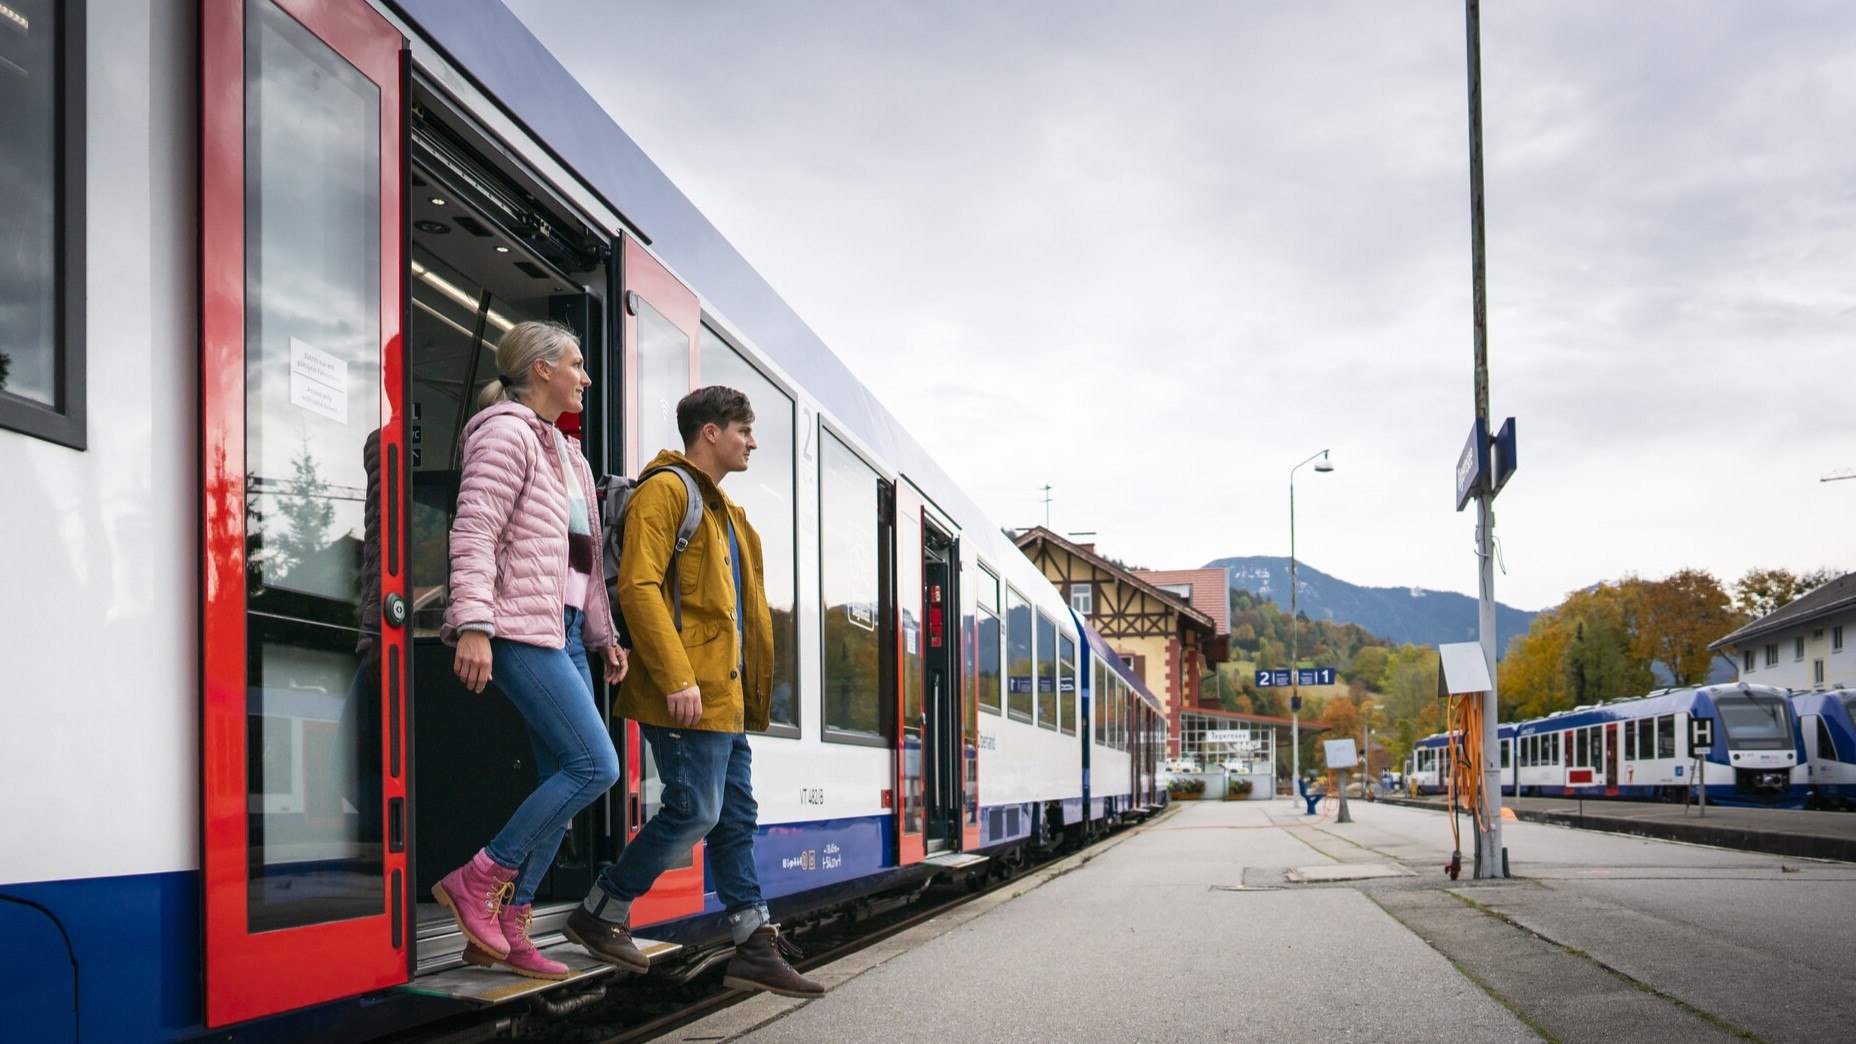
left=1167, top=777, right=1207, bottom=800
left=1225, top=777, right=1254, bottom=801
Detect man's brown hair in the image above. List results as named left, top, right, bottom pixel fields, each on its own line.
left=676, top=385, right=754, bottom=447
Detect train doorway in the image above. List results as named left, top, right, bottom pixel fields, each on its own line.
left=401, top=95, right=614, bottom=966
left=921, top=526, right=962, bottom=854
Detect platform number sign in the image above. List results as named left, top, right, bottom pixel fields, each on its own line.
left=1689, top=717, right=1715, bottom=753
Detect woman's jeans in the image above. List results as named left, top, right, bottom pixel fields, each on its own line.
left=484, top=608, right=621, bottom=906
left=597, top=725, right=768, bottom=940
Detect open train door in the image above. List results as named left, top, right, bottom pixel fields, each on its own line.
left=200, top=0, right=410, bottom=1026
left=891, top=482, right=928, bottom=866
left=614, top=232, right=708, bottom=927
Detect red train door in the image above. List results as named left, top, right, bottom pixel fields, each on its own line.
left=200, top=0, right=408, bottom=1026
left=893, top=483, right=927, bottom=866
left=1605, top=724, right=1620, bottom=795
left=615, top=233, right=708, bottom=927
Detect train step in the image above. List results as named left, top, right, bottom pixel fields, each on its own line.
left=923, top=851, right=990, bottom=869
left=400, top=935, right=684, bottom=1006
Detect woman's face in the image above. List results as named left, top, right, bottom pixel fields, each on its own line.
left=529, top=340, right=590, bottom=418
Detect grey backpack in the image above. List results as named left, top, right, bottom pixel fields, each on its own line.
left=599, top=465, right=703, bottom=638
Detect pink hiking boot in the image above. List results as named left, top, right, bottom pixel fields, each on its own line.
left=462, top=903, right=570, bottom=980
left=432, top=849, right=517, bottom=958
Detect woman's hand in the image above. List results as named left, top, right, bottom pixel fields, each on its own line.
left=599, top=645, right=628, bottom=685
left=454, top=631, right=494, bottom=693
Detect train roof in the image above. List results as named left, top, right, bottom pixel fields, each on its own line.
left=391, top=0, right=1019, bottom=567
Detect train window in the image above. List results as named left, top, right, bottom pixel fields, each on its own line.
left=820, top=429, right=882, bottom=743
left=1093, top=661, right=1105, bottom=744
left=1817, top=718, right=1841, bottom=762
left=1657, top=716, right=1676, bottom=758
left=1058, top=628, right=1077, bottom=735
left=0, top=0, right=85, bottom=448
left=1036, top=611, right=1058, bottom=730
left=702, top=330, right=799, bottom=731
left=1636, top=718, right=1653, bottom=759
left=1623, top=723, right=1635, bottom=761
left=1574, top=729, right=1589, bottom=768
left=977, top=569, right=1002, bottom=714
left=1006, top=587, right=1032, bottom=722
left=1500, top=739, right=1511, bottom=769
left=635, top=296, right=689, bottom=460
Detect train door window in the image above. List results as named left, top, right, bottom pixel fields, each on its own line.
left=1657, top=715, right=1676, bottom=758
left=1817, top=717, right=1840, bottom=762
left=0, top=0, right=85, bottom=447
left=1006, top=587, right=1032, bottom=722
left=634, top=295, right=688, bottom=461
left=1574, top=729, right=1589, bottom=767
left=701, top=327, right=798, bottom=733
left=1035, top=611, right=1058, bottom=730
left=977, top=568, right=1002, bottom=714
left=819, top=429, right=883, bottom=743
left=1058, top=628, right=1078, bottom=735
left=1623, top=724, right=1635, bottom=761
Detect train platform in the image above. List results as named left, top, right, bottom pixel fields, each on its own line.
left=665, top=798, right=1856, bottom=1042
left=1381, top=792, right=1856, bottom=862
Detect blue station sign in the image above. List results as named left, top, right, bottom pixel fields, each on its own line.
left=1255, top=667, right=1336, bottom=687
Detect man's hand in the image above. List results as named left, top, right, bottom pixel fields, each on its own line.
left=454, top=631, right=493, bottom=693
left=598, top=645, right=628, bottom=685
left=666, top=685, right=702, bottom=726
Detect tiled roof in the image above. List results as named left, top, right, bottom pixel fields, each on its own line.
left=1133, top=568, right=1230, bottom=634
left=1709, top=571, right=1856, bottom=650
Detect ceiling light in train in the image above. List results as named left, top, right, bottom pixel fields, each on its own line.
left=410, top=259, right=513, bottom=333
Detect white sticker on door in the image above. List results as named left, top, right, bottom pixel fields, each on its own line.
left=289, top=337, right=348, bottom=424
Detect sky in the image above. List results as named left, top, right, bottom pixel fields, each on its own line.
left=505, top=0, right=1855, bottom=612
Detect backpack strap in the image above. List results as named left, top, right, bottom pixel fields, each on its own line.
left=636, top=465, right=705, bottom=632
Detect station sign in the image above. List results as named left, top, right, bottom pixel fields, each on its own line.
left=1255, top=667, right=1335, bottom=687
left=1491, top=417, right=1518, bottom=496
left=1689, top=716, right=1714, bottom=753
left=1455, top=417, right=1488, bottom=512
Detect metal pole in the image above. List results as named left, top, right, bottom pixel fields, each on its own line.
left=1465, top=0, right=1505, bottom=877
left=1291, top=472, right=1300, bottom=796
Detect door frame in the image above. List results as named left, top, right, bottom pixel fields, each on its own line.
left=199, top=0, right=410, bottom=1026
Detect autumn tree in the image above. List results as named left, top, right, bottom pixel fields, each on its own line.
left=1498, top=615, right=1573, bottom=719
left=1346, top=645, right=1390, bottom=691
left=1632, top=569, right=1737, bottom=686
left=1733, top=566, right=1840, bottom=620
left=1561, top=582, right=1653, bottom=705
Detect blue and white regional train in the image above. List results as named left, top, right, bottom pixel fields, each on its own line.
left=1407, top=684, right=1806, bottom=808
left=0, top=2, right=1168, bottom=1039
left=1793, top=687, right=1856, bottom=808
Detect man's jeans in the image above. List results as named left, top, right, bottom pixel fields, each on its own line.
left=484, top=608, right=622, bottom=905
left=598, top=725, right=769, bottom=939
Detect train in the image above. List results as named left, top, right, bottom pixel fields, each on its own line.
left=0, top=2, right=1169, bottom=1040
left=1405, top=683, right=1808, bottom=808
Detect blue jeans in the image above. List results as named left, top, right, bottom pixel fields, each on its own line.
left=485, top=608, right=621, bottom=906
left=598, top=725, right=767, bottom=936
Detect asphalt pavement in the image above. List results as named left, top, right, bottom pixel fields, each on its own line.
left=666, top=799, right=1856, bottom=1043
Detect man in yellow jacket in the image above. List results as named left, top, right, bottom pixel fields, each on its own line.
left=564, top=386, right=822, bottom=998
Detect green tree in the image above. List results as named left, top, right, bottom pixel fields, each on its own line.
left=1345, top=646, right=1390, bottom=691
left=1733, top=566, right=1840, bottom=620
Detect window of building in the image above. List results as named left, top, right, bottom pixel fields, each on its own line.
left=1765, top=644, right=1778, bottom=667
left=1036, top=611, right=1058, bottom=730
left=976, top=566, right=1001, bottom=715
left=819, top=429, right=882, bottom=743
left=1796, top=636, right=1807, bottom=662
left=1058, top=628, right=1077, bottom=735
left=1743, top=649, right=1756, bottom=672
left=1006, top=587, right=1032, bottom=722
left=1813, top=629, right=1825, bottom=641
left=1835, top=626, right=1845, bottom=653
left=1657, top=715, right=1676, bottom=759
left=1158, top=582, right=1192, bottom=600
left=1069, top=582, right=1092, bottom=615
left=702, top=329, right=798, bottom=732
left=0, top=0, right=85, bottom=448
left=1815, top=659, right=1826, bottom=686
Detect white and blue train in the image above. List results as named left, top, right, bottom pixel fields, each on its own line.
left=1407, top=684, right=1806, bottom=808
left=1793, top=687, right=1856, bottom=808
left=0, top=2, right=1168, bottom=1039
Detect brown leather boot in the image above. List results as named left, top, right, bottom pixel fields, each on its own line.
left=562, top=905, right=650, bottom=972
left=723, top=925, right=824, bottom=998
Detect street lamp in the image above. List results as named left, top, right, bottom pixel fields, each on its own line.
left=1289, top=449, right=1334, bottom=801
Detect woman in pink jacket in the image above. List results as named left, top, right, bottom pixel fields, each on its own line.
left=434, top=320, right=626, bottom=980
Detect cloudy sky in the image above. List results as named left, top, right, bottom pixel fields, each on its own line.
left=506, top=0, right=1855, bottom=611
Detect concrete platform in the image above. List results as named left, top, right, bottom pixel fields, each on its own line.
left=670, top=801, right=1534, bottom=1042
left=1382, top=793, right=1856, bottom=862
left=663, top=798, right=1856, bottom=1043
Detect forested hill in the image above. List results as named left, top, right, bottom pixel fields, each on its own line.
left=1205, top=555, right=1539, bottom=654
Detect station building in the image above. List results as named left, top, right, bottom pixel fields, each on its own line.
left=1012, top=528, right=1227, bottom=758
left=1711, top=571, right=1855, bottom=691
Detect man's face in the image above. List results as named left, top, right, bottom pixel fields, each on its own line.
left=711, top=419, right=755, bottom=474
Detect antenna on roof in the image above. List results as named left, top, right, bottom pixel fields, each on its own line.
left=1823, top=467, right=1855, bottom=483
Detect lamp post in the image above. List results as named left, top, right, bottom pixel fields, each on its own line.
left=1289, top=449, right=1334, bottom=800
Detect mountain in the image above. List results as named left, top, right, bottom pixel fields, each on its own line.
left=1205, top=555, right=1539, bottom=655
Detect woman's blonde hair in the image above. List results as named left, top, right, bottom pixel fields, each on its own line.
left=476, top=320, right=579, bottom=409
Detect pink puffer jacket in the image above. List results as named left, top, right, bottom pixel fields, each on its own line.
left=441, top=400, right=616, bottom=650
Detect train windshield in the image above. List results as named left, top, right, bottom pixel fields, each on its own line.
left=1712, top=693, right=1794, bottom=750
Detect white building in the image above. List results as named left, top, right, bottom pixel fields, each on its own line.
left=1711, top=572, right=1856, bottom=692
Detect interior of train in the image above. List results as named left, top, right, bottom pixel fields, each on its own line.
left=402, top=90, right=614, bottom=946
